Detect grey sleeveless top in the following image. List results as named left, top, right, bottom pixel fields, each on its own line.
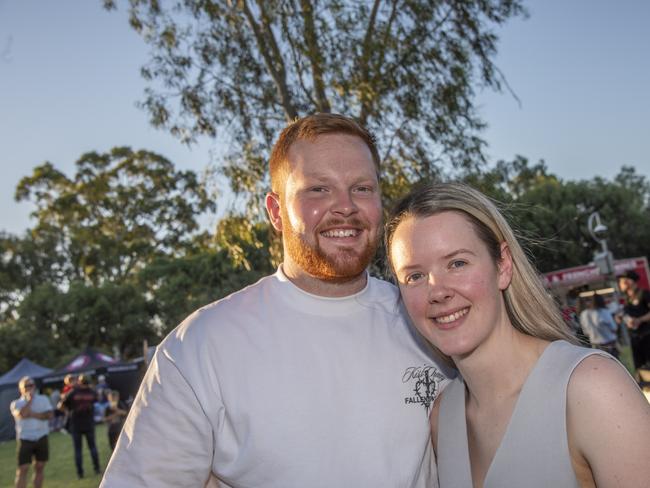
left=437, top=340, right=610, bottom=488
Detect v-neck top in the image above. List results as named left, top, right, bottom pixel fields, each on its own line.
left=436, top=340, right=609, bottom=488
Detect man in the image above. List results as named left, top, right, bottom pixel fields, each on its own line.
left=60, top=374, right=101, bottom=478
left=101, top=113, right=448, bottom=487
left=578, top=294, right=619, bottom=358
left=10, top=376, right=53, bottom=488
left=618, top=270, right=650, bottom=370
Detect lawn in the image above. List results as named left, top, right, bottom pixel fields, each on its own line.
left=0, top=424, right=112, bottom=488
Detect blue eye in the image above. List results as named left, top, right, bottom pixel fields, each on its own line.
left=450, top=260, right=466, bottom=269
left=405, top=272, right=424, bottom=284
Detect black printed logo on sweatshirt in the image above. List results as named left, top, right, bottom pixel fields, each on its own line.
left=402, top=365, right=444, bottom=412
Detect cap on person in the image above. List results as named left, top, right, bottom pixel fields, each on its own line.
left=619, top=270, right=640, bottom=282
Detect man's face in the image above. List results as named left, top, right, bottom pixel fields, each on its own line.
left=19, top=379, right=35, bottom=397
left=268, top=133, right=382, bottom=283
left=619, top=277, right=635, bottom=295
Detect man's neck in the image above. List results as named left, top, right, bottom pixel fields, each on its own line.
left=281, top=263, right=368, bottom=298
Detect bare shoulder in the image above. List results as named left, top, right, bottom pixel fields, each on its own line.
left=567, top=354, right=650, bottom=487
left=568, top=354, right=644, bottom=404
left=567, top=354, right=649, bottom=425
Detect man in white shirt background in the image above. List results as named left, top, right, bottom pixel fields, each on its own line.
left=10, top=376, right=53, bottom=488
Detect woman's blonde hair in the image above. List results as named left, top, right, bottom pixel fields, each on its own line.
left=385, top=182, right=576, bottom=359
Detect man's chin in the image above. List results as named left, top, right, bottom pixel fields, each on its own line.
left=310, top=252, right=371, bottom=282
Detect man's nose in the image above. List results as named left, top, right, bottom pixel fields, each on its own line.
left=331, top=190, right=358, bottom=217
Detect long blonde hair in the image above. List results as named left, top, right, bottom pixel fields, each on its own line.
left=385, top=182, right=577, bottom=356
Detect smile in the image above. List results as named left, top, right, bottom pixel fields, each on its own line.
left=433, top=307, right=469, bottom=324
left=320, top=228, right=360, bottom=238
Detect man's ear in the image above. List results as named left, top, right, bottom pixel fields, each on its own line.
left=265, top=192, right=283, bottom=232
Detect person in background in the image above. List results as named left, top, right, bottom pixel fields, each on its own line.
left=618, top=270, right=650, bottom=370
left=61, top=374, right=77, bottom=395
left=385, top=182, right=650, bottom=487
left=103, top=390, right=128, bottom=450
left=10, top=376, right=53, bottom=488
left=579, top=294, right=619, bottom=358
left=47, top=387, right=64, bottom=432
left=94, top=375, right=110, bottom=423
left=59, top=374, right=101, bottom=479
left=59, top=373, right=77, bottom=434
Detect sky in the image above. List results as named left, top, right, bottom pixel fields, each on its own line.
left=1, top=0, right=648, bottom=235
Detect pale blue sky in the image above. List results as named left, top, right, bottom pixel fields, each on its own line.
left=1, top=0, right=648, bottom=235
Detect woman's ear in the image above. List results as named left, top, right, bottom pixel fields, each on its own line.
left=265, top=192, right=283, bottom=232
left=497, top=241, right=513, bottom=290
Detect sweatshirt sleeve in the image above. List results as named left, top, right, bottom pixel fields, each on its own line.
left=100, top=348, right=215, bottom=488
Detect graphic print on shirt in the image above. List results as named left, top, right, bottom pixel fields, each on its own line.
left=402, top=364, right=444, bottom=412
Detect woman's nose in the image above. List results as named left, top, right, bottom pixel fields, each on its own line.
left=427, top=276, right=454, bottom=304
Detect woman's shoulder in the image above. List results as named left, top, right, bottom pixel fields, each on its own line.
left=566, top=354, right=650, bottom=485
left=567, top=354, right=648, bottom=439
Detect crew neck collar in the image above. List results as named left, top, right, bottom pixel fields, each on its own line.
left=274, top=265, right=372, bottom=316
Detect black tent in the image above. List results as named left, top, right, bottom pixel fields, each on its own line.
left=40, top=348, right=144, bottom=407
left=0, top=359, right=53, bottom=442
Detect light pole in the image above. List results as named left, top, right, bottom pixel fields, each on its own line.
left=587, top=211, right=613, bottom=276
left=587, top=211, right=629, bottom=348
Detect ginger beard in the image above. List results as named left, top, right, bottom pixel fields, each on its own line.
left=280, top=205, right=379, bottom=283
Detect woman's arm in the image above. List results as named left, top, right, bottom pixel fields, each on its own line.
left=567, top=355, right=650, bottom=487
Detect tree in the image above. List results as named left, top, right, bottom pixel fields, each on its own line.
left=464, top=160, right=650, bottom=272
left=139, top=239, right=274, bottom=333
left=0, top=231, right=65, bottom=321
left=104, top=0, right=526, bottom=212
left=15, top=147, right=215, bottom=286
left=1, top=147, right=216, bottom=361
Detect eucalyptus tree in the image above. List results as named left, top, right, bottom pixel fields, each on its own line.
left=104, top=0, right=526, bottom=212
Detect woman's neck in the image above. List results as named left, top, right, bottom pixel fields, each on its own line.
left=454, top=329, right=550, bottom=408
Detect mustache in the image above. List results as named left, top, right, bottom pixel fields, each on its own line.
left=317, top=217, right=369, bottom=232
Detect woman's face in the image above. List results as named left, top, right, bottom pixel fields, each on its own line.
left=389, top=211, right=512, bottom=358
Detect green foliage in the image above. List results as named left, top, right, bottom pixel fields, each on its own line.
left=107, top=0, right=526, bottom=213
left=464, top=160, right=650, bottom=273
left=139, top=246, right=274, bottom=334
left=0, top=147, right=217, bottom=367
left=15, top=147, right=215, bottom=286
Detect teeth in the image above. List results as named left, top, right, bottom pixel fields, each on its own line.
left=321, top=229, right=359, bottom=238
left=434, top=308, right=468, bottom=324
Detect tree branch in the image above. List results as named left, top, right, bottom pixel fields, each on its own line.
left=239, top=0, right=298, bottom=120
left=299, top=0, right=330, bottom=113
left=358, top=0, right=381, bottom=125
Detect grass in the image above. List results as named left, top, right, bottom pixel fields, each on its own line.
left=0, top=424, right=112, bottom=488
left=618, top=343, right=635, bottom=375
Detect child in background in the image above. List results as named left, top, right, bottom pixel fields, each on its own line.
left=103, top=390, right=128, bottom=450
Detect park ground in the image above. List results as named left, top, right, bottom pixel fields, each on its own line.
left=0, top=424, right=111, bottom=488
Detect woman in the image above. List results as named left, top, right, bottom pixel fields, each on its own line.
left=618, top=270, right=650, bottom=370
left=579, top=294, right=619, bottom=358
left=385, top=182, right=650, bottom=487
